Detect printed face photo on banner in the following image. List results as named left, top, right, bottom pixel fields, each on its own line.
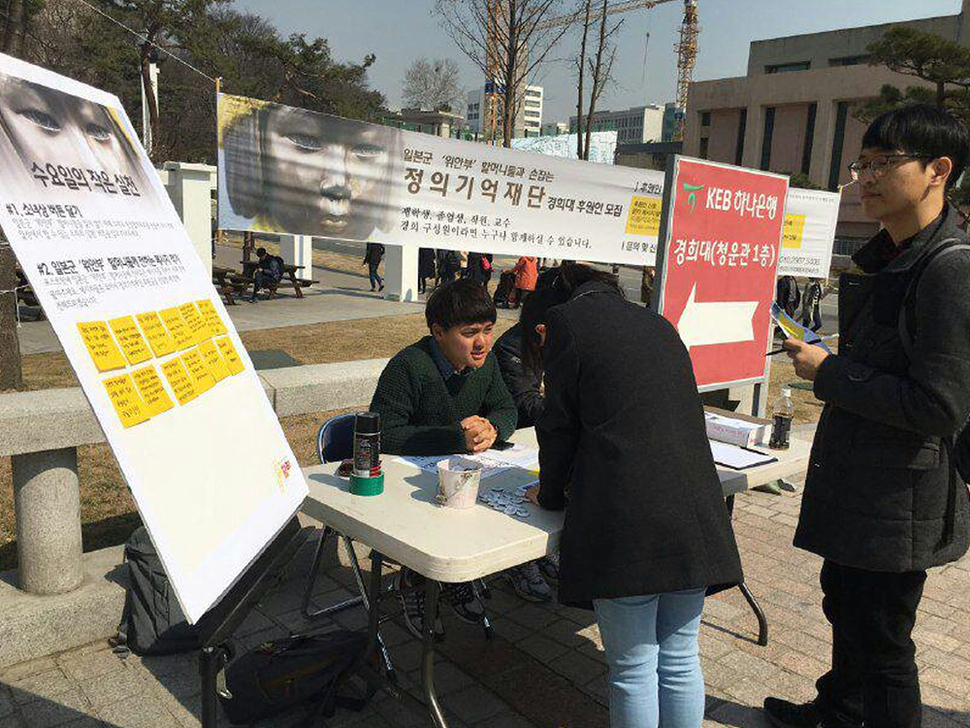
left=221, top=99, right=403, bottom=239
left=0, top=71, right=155, bottom=205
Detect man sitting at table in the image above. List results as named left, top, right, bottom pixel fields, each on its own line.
left=370, top=278, right=517, bottom=636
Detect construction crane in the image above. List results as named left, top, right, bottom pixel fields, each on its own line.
left=481, top=0, right=699, bottom=143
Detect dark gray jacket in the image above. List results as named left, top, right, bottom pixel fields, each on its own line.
left=536, top=282, right=743, bottom=607
left=794, top=204, right=970, bottom=571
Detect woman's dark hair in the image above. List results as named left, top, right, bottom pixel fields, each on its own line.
left=425, top=278, right=496, bottom=332
left=519, top=263, right=623, bottom=372
left=256, top=247, right=267, bottom=257
left=862, top=104, right=969, bottom=189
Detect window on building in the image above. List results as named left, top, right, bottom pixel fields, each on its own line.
left=735, top=108, right=747, bottom=166
left=760, top=107, right=776, bottom=171
left=802, top=102, right=817, bottom=176
left=699, top=137, right=709, bottom=160
left=828, top=101, right=849, bottom=191
left=829, top=55, right=870, bottom=67
left=765, top=61, right=810, bottom=74
left=701, top=112, right=711, bottom=127
left=526, top=89, right=541, bottom=98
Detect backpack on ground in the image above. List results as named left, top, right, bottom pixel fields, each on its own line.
left=218, top=630, right=372, bottom=725
left=114, top=526, right=201, bottom=655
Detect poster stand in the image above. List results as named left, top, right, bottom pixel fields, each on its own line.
left=192, top=518, right=310, bottom=727
left=651, top=155, right=773, bottom=646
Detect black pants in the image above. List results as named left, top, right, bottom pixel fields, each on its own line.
left=815, top=560, right=926, bottom=728
left=252, top=271, right=279, bottom=298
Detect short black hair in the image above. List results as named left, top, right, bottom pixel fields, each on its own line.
left=256, top=247, right=267, bottom=256
left=862, top=104, right=970, bottom=189
left=520, top=286, right=569, bottom=373
left=425, top=279, right=497, bottom=332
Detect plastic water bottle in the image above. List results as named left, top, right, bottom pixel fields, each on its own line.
left=769, top=387, right=794, bottom=450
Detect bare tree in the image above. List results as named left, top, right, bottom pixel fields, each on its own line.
left=437, top=0, right=571, bottom=146
left=403, top=57, right=465, bottom=112
left=574, top=0, right=622, bottom=160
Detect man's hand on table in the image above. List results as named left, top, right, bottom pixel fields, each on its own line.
left=462, top=416, right=497, bottom=453
left=525, top=484, right=541, bottom=506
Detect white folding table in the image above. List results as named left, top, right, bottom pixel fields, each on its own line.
left=300, top=428, right=812, bottom=727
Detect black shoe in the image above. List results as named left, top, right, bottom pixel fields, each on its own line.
left=396, top=568, right=443, bottom=640
left=763, top=698, right=822, bottom=728
left=248, top=296, right=257, bottom=303
left=440, top=581, right=485, bottom=624
left=379, top=283, right=385, bottom=291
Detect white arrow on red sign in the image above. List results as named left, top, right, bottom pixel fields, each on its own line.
left=676, top=284, right=759, bottom=350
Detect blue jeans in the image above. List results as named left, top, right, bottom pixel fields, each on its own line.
left=593, top=588, right=706, bottom=728
left=368, top=262, right=383, bottom=289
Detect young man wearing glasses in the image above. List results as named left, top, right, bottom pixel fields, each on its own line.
left=765, top=105, right=970, bottom=728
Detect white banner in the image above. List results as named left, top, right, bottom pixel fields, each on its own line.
left=776, top=188, right=842, bottom=278
left=0, top=55, right=307, bottom=622
left=217, top=93, right=839, bottom=275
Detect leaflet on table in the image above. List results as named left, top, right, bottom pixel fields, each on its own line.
left=709, top=440, right=777, bottom=470
left=394, top=444, right=540, bottom=479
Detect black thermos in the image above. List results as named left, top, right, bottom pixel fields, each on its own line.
left=353, top=412, right=381, bottom=478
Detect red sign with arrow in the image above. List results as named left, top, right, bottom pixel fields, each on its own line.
left=656, top=157, right=789, bottom=389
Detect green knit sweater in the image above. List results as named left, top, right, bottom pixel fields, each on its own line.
left=370, top=337, right=518, bottom=455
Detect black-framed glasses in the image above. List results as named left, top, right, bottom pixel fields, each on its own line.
left=847, top=153, right=931, bottom=181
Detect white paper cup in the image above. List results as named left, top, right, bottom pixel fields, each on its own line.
left=436, top=458, right=483, bottom=509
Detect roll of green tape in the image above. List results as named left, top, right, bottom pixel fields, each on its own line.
left=349, top=472, right=384, bottom=496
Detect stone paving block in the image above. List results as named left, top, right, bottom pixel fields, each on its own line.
left=235, top=608, right=277, bottom=637
left=0, top=687, right=13, bottom=718
left=724, top=675, right=773, bottom=708
left=922, top=667, right=970, bottom=701
left=372, top=695, right=430, bottom=727
left=581, top=674, right=609, bottom=706
left=77, top=669, right=150, bottom=710
left=477, top=711, right=535, bottom=728
left=478, top=586, right=521, bottom=615
left=427, top=662, right=476, bottom=697
left=7, top=670, right=76, bottom=706
left=0, top=716, right=21, bottom=728
left=547, top=650, right=606, bottom=685
left=538, top=619, right=588, bottom=649
left=150, top=689, right=201, bottom=728
left=488, top=617, right=530, bottom=644
left=774, top=650, right=828, bottom=681
left=515, top=635, right=570, bottom=664
left=57, top=651, right=123, bottom=684
left=20, top=688, right=90, bottom=728
left=707, top=699, right=772, bottom=726
left=385, top=641, right=425, bottom=675
left=0, top=658, right=58, bottom=686
left=553, top=605, right=597, bottom=628
left=97, top=695, right=179, bottom=728
left=440, top=685, right=507, bottom=724
left=504, top=604, right=559, bottom=632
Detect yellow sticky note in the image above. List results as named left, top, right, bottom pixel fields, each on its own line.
left=180, top=348, right=217, bottom=394
left=108, top=315, right=153, bottom=366
left=102, top=373, right=150, bottom=428
left=179, top=302, right=209, bottom=345
left=159, top=307, right=194, bottom=350
left=160, top=357, right=198, bottom=405
left=215, top=336, right=245, bottom=375
left=625, top=196, right=662, bottom=236
left=131, top=364, right=174, bottom=417
left=77, top=321, right=127, bottom=372
left=136, top=311, right=177, bottom=357
left=198, top=340, right=231, bottom=382
left=783, top=213, right=807, bottom=249
left=196, top=299, right=228, bottom=337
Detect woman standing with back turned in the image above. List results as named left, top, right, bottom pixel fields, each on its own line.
left=525, top=264, right=743, bottom=728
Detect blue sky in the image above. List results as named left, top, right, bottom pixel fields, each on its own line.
left=233, top=0, right=964, bottom=122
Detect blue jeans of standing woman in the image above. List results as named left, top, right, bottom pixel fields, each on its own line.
left=593, top=588, right=706, bottom=728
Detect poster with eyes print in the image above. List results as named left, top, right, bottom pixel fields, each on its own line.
left=0, top=54, right=307, bottom=623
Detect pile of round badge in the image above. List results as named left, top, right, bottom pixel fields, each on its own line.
left=478, top=487, right=531, bottom=518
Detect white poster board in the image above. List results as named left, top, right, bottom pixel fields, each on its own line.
left=776, top=188, right=842, bottom=278
left=0, top=54, right=308, bottom=623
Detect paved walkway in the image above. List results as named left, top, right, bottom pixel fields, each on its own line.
left=2, top=474, right=969, bottom=728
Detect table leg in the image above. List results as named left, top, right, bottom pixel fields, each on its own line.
left=422, top=580, right=448, bottom=728
left=726, top=494, right=769, bottom=646
left=199, top=645, right=228, bottom=728
left=292, top=273, right=304, bottom=298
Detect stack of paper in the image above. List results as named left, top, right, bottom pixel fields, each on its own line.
left=709, top=440, right=777, bottom=470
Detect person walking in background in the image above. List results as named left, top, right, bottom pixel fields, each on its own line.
left=510, top=255, right=538, bottom=308
left=458, top=250, right=469, bottom=279
left=525, top=263, right=743, bottom=728
left=362, top=242, right=385, bottom=292
left=776, top=274, right=801, bottom=319
left=418, top=247, right=436, bottom=294
left=800, top=278, right=826, bottom=332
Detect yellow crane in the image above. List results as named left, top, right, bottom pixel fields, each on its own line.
left=482, top=0, right=699, bottom=143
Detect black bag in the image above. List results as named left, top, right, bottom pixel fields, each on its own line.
left=218, top=630, right=369, bottom=725
left=897, top=238, right=970, bottom=484
left=115, top=527, right=201, bottom=655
